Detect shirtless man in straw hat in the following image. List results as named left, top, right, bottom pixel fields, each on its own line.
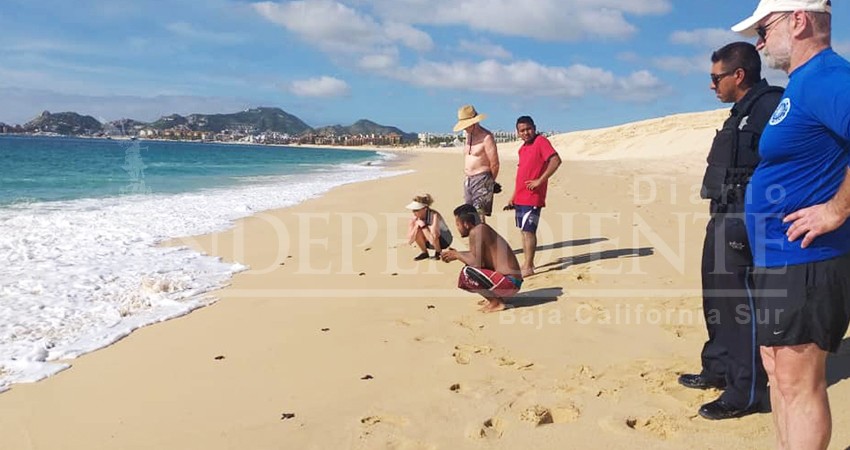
left=453, top=105, right=500, bottom=221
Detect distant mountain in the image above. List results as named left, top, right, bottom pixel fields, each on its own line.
left=313, top=119, right=417, bottom=141
left=148, top=107, right=311, bottom=135
left=24, top=111, right=103, bottom=135
left=311, top=124, right=348, bottom=136
left=150, top=114, right=189, bottom=130
left=9, top=107, right=415, bottom=141
left=104, top=118, right=149, bottom=135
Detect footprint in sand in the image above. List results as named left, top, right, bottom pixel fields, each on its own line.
left=359, top=415, right=437, bottom=450
left=454, top=351, right=471, bottom=365
left=467, top=417, right=504, bottom=440
left=575, top=364, right=598, bottom=380
left=625, top=411, right=680, bottom=440
left=557, top=365, right=624, bottom=400
left=454, top=317, right=486, bottom=332
left=520, top=406, right=554, bottom=426
left=571, top=268, right=595, bottom=283
left=495, top=355, right=534, bottom=370
left=520, top=403, right=582, bottom=426
left=639, top=368, right=677, bottom=394
left=556, top=365, right=625, bottom=401
left=637, top=363, right=703, bottom=400
left=562, top=380, right=623, bottom=401
left=597, top=411, right=680, bottom=440
left=452, top=344, right=492, bottom=365
left=447, top=380, right=493, bottom=400
left=360, top=414, right=409, bottom=427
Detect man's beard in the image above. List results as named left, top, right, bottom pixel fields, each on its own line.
left=764, top=39, right=792, bottom=72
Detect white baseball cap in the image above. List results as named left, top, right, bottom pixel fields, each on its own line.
left=731, top=0, right=831, bottom=36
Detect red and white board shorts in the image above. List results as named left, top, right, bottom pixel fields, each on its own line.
left=457, top=265, right=522, bottom=298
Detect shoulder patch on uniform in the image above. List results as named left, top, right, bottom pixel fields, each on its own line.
left=769, top=98, right=791, bottom=126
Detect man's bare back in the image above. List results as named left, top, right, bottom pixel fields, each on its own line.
left=467, top=223, right=522, bottom=278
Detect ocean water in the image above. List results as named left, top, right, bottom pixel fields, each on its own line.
left=0, top=136, right=406, bottom=391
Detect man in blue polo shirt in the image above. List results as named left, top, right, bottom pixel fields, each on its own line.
left=732, top=0, right=850, bottom=448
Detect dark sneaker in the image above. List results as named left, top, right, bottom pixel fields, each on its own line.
left=698, top=399, right=763, bottom=420
left=678, top=373, right=726, bottom=390
left=414, top=252, right=429, bottom=261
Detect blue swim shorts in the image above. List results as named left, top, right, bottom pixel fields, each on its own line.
left=514, top=205, right=541, bottom=233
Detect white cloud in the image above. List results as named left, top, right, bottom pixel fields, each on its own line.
left=653, top=54, right=708, bottom=74
left=289, top=76, right=351, bottom=97
left=358, top=53, right=398, bottom=71
left=670, top=28, right=740, bottom=49
left=611, top=70, right=671, bottom=102
left=384, top=23, right=433, bottom=52
left=457, top=40, right=511, bottom=60
left=357, top=0, right=671, bottom=41
left=254, top=1, right=380, bottom=53
left=165, top=21, right=248, bottom=45
left=393, top=59, right=665, bottom=102
left=253, top=0, right=431, bottom=54
left=255, top=0, right=671, bottom=49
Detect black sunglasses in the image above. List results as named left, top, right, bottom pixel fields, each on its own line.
left=756, top=12, right=790, bottom=40
left=710, top=71, right=735, bottom=85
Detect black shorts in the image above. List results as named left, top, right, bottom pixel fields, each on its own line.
left=752, top=252, right=850, bottom=352
left=425, top=236, right=451, bottom=250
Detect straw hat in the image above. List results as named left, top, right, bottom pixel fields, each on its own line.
left=452, top=105, right=487, bottom=132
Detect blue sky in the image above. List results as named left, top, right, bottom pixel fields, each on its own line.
left=0, top=0, right=847, bottom=133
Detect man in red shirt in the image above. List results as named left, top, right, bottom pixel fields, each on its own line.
left=505, top=116, right=562, bottom=277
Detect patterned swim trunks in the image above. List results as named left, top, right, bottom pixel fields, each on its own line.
left=464, top=171, right=495, bottom=216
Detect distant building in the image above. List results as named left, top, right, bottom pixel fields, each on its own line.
left=491, top=130, right=517, bottom=143
left=419, top=132, right=457, bottom=147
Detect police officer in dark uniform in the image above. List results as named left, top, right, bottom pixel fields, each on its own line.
left=678, top=42, right=783, bottom=420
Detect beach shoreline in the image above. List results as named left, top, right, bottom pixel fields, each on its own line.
left=1, top=109, right=848, bottom=449
left=0, top=139, right=409, bottom=392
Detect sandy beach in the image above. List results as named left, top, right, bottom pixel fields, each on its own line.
left=1, top=108, right=849, bottom=450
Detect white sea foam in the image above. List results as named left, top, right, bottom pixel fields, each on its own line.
left=0, top=159, right=409, bottom=390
